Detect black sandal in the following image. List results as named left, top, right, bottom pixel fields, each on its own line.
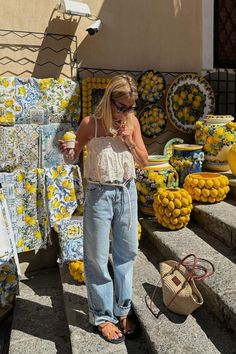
left=97, top=321, right=125, bottom=344
left=119, top=314, right=141, bottom=340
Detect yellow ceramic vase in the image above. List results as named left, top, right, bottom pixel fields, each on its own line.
left=227, top=144, right=236, bottom=176
left=184, top=172, right=229, bottom=203
left=195, top=115, right=236, bottom=172
left=153, top=187, right=193, bottom=230
left=136, top=155, right=179, bottom=215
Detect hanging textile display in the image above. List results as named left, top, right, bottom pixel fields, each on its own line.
left=0, top=126, right=19, bottom=172
left=39, top=78, right=80, bottom=125
left=14, top=169, right=48, bottom=253
left=15, top=124, right=40, bottom=170
left=45, top=164, right=84, bottom=228
left=39, top=123, right=75, bottom=168
left=14, top=77, right=45, bottom=124
left=0, top=172, right=18, bottom=241
left=0, top=190, right=20, bottom=307
left=0, top=76, right=17, bottom=126
left=36, top=168, right=51, bottom=247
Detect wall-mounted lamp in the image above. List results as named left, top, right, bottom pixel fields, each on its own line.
left=57, top=0, right=91, bottom=17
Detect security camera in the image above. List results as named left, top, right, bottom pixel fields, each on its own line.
left=86, top=19, right=103, bottom=36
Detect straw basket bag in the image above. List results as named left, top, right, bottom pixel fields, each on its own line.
left=159, top=254, right=214, bottom=315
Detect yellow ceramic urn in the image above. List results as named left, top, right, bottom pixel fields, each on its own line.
left=136, top=155, right=179, bottom=215
left=228, top=144, right=236, bottom=176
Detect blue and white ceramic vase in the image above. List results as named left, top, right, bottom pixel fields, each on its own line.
left=169, top=144, right=204, bottom=186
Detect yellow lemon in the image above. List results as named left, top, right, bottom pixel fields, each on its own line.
left=172, top=208, right=181, bottom=217
left=198, top=179, right=205, bottom=188
left=174, top=199, right=182, bottom=208
left=202, top=189, right=210, bottom=197
left=213, top=179, right=221, bottom=188
left=168, top=201, right=175, bottom=211
left=218, top=188, right=225, bottom=197
left=161, top=198, right=169, bottom=206
left=200, top=196, right=208, bottom=203
left=171, top=217, right=179, bottom=225
left=205, top=180, right=213, bottom=188
left=167, top=192, right=175, bottom=200
left=181, top=197, right=189, bottom=207
left=181, top=207, right=189, bottom=215
left=164, top=209, right=172, bottom=217
left=210, top=189, right=218, bottom=198
left=194, top=188, right=202, bottom=196
left=192, top=179, right=199, bottom=187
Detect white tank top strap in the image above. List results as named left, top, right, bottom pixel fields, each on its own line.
left=92, top=115, right=98, bottom=138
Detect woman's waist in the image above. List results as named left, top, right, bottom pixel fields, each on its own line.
left=87, top=178, right=135, bottom=187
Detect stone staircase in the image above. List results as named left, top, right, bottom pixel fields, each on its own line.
left=4, top=177, right=236, bottom=354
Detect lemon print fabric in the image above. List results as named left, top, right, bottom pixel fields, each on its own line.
left=183, top=172, right=229, bottom=203
left=139, top=104, right=167, bottom=138
left=45, top=164, right=84, bottom=228
left=153, top=188, right=193, bottom=230
left=0, top=126, right=19, bottom=172
left=137, top=70, right=165, bottom=103
left=14, top=169, right=47, bottom=253
left=39, top=123, right=76, bottom=168
left=0, top=77, right=17, bottom=126
left=56, top=216, right=83, bottom=263
left=166, top=74, right=215, bottom=134
left=0, top=258, right=18, bottom=307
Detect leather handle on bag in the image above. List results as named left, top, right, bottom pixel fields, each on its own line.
left=174, top=254, right=215, bottom=282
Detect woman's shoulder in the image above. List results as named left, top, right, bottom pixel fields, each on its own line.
left=78, top=115, right=95, bottom=140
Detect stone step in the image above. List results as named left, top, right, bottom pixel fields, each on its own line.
left=139, top=217, right=236, bottom=335
left=8, top=267, right=72, bottom=354
left=132, top=238, right=236, bottom=354
left=58, top=264, right=149, bottom=354
left=191, top=199, right=236, bottom=248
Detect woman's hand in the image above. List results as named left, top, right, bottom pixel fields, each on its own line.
left=117, top=124, right=134, bottom=148
left=58, top=139, right=76, bottom=162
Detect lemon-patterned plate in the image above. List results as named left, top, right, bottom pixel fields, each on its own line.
left=138, top=104, right=167, bottom=138
left=137, top=70, right=166, bottom=103
left=166, top=74, right=215, bottom=134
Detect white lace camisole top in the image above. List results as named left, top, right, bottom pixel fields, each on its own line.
left=84, top=116, right=136, bottom=183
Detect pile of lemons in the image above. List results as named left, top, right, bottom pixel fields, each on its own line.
left=183, top=172, right=230, bottom=203
left=153, top=188, right=193, bottom=230
left=68, top=260, right=85, bottom=283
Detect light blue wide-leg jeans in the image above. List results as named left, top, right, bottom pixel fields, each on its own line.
left=83, top=179, right=138, bottom=326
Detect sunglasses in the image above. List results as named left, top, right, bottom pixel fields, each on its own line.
left=111, top=99, right=136, bottom=114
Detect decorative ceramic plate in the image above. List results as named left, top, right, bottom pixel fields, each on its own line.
left=204, top=115, right=234, bottom=125
left=138, top=104, right=167, bottom=138
left=137, top=70, right=166, bottom=103
left=166, top=74, right=215, bottom=133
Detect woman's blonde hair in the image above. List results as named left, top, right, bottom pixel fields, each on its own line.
left=94, top=74, right=138, bottom=133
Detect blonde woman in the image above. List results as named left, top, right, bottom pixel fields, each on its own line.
left=59, top=75, right=148, bottom=344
